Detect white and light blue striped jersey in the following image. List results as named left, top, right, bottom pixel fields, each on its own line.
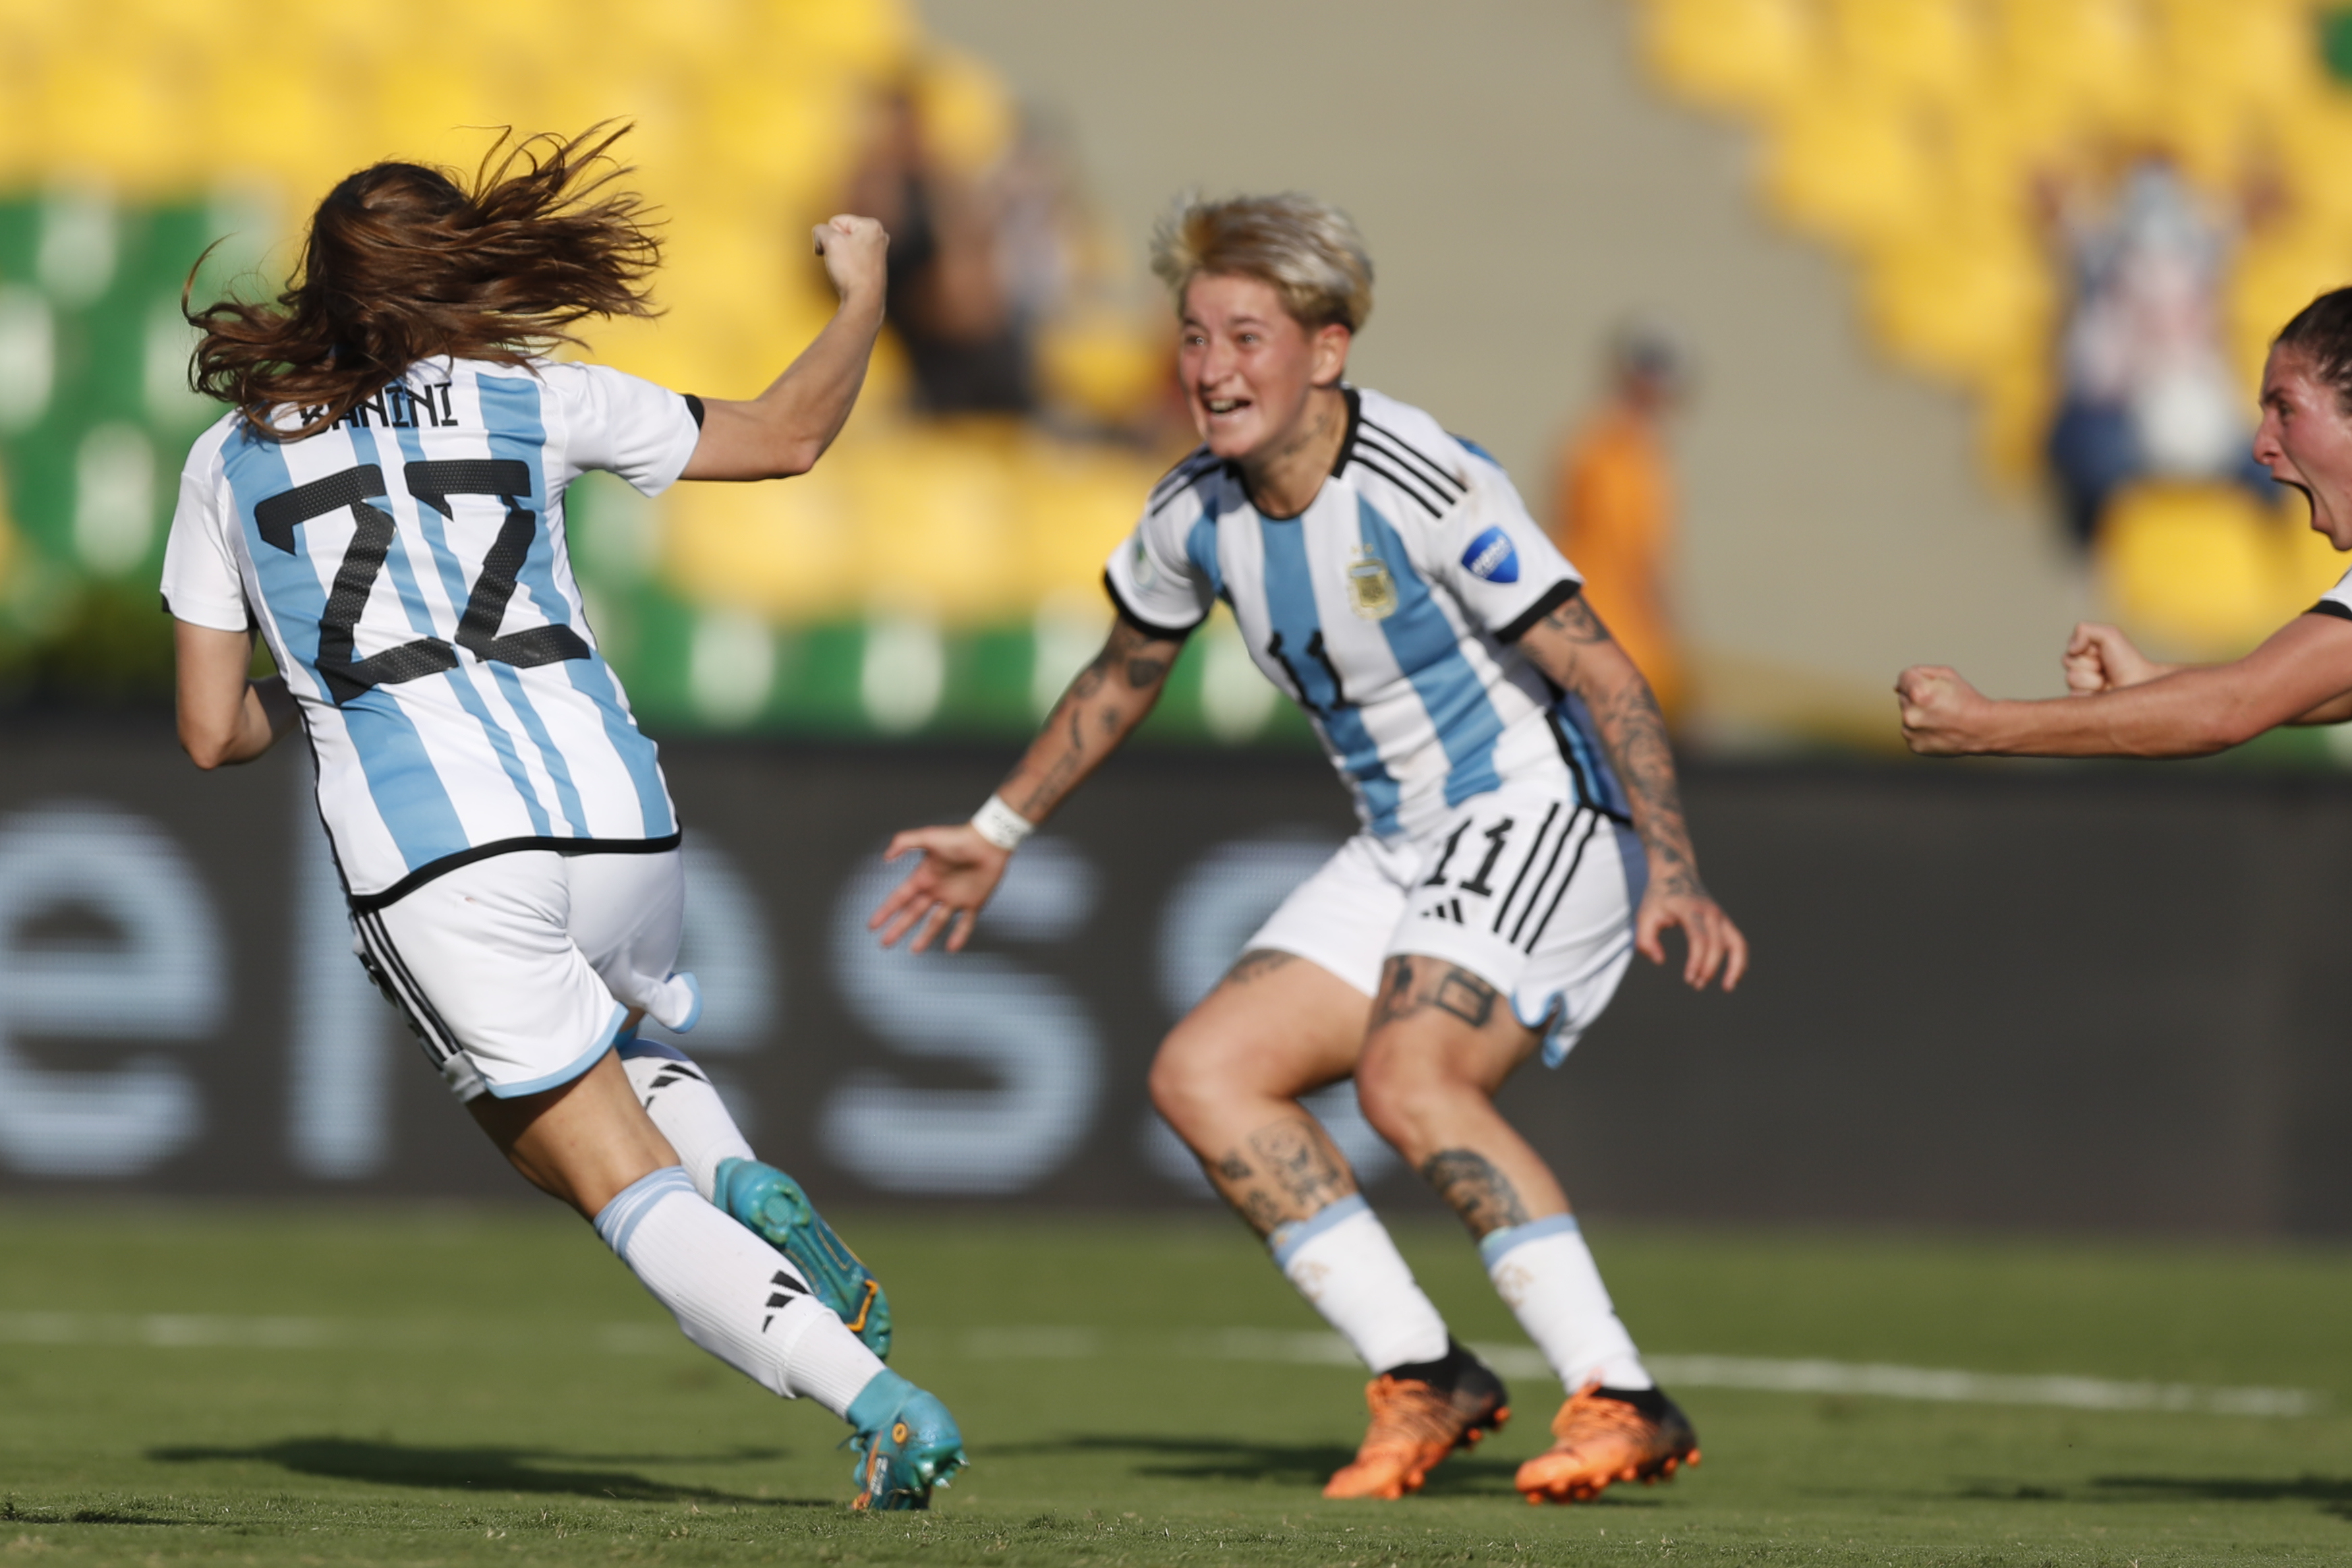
left=1105, top=386, right=1628, bottom=842
left=161, top=357, right=699, bottom=905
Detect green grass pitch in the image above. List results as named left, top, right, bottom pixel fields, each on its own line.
left=5, top=1205, right=2352, bottom=1565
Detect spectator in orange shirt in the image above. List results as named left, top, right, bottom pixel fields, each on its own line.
left=1550, top=325, right=1688, bottom=727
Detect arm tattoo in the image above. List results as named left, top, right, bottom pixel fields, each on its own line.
left=1421, top=1148, right=1532, bottom=1238
left=1014, top=704, right=1090, bottom=819
left=1369, top=956, right=1498, bottom=1030
left=1003, top=618, right=1184, bottom=821
left=1592, top=675, right=1704, bottom=897
left=1529, top=598, right=1704, bottom=900
left=1220, top=949, right=1298, bottom=988
left=1540, top=596, right=1613, bottom=645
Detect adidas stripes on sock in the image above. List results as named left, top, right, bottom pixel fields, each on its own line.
left=617, top=1039, right=754, bottom=1199
left=592, top=1167, right=883, bottom=1416
left=1270, top=1194, right=1452, bottom=1374
left=1481, top=1214, right=1653, bottom=1391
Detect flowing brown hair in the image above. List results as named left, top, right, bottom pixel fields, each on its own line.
left=187, top=123, right=662, bottom=440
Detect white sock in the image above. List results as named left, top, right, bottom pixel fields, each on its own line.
left=1481, top=1215, right=1652, bottom=1391
left=1269, top=1194, right=1451, bottom=1373
left=619, top=1041, right=754, bottom=1199
left=592, top=1167, right=883, bottom=1416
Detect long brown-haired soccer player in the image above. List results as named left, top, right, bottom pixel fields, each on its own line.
left=1901, top=289, right=2352, bottom=760
left=872, top=194, right=1746, bottom=1505
left=161, top=127, right=963, bottom=1508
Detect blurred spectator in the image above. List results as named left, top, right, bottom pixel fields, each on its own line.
left=847, top=88, right=1037, bottom=415
left=1549, top=322, right=1689, bottom=728
left=2043, top=156, right=2274, bottom=549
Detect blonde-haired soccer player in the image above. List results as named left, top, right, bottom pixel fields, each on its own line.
left=873, top=192, right=1747, bottom=1505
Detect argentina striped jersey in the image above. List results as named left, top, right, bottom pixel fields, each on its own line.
left=1105, top=386, right=1628, bottom=842
left=160, top=357, right=698, bottom=904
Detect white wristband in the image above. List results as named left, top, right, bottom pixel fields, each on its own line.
left=969, top=793, right=1035, bottom=852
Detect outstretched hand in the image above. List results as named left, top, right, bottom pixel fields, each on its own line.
left=811, top=214, right=888, bottom=304
left=2063, top=621, right=2168, bottom=695
left=868, top=823, right=1010, bottom=954
left=1896, top=664, right=1990, bottom=754
left=1634, top=883, right=1748, bottom=991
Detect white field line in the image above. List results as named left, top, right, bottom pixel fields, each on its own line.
left=1190, top=1327, right=2326, bottom=1420
left=0, top=1312, right=348, bottom=1349
left=1, top=1311, right=2324, bottom=1419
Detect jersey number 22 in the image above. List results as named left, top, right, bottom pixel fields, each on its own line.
left=255, top=460, right=589, bottom=704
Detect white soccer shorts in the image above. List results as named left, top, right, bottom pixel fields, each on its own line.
left=351, top=847, right=703, bottom=1102
left=1246, top=780, right=1646, bottom=1066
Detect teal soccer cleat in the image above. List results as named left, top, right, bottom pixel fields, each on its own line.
left=712, top=1157, right=892, bottom=1359
left=845, top=1370, right=967, bottom=1511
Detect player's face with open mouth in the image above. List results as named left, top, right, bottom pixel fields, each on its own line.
left=1178, top=272, right=1335, bottom=463
left=2256, top=345, right=2352, bottom=548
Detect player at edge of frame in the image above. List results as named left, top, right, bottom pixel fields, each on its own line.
left=1899, top=287, right=2352, bottom=770
left=160, top=124, right=961, bottom=1510
left=871, top=190, right=1748, bottom=1507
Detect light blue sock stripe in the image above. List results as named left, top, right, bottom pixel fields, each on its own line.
left=1479, top=1213, right=1581, bottom=1270
left=615, top=1037, right=691, bottom=1064
left=593, top=1166, right=697, bottom=1260
left=1268, top=1192, right=1371, bottom=1269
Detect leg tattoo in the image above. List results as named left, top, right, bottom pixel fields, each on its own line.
left=1371, top=956, right=1499, bottom=1030
left=1421, top=1147, right=1532, bottom=1238
left=1221, top=949, right=1299, bottom=988
left=1201, top=1115, right=1358, bottom=1239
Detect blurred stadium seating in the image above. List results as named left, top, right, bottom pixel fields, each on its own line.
left=1640, top=0, right=2352, bottom=658
left=0, top=0, right=1286, bottom=738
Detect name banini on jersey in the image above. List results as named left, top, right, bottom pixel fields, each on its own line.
left=161, top=358, right=700, bottom=906
left=1106, top=386, right=1628, bottom=842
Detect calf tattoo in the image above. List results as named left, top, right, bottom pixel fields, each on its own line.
left=1202, top=1115, right=1356, bottom=1238
left=1422, top=1147, right=1532, bottom=1238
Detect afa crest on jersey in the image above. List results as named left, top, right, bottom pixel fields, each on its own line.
left=1346, top=548, right=1397, bottom=619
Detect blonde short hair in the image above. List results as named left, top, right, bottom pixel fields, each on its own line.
left=1149, top=192, right=1374, bottom=332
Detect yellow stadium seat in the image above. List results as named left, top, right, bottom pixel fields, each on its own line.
left=2152, top=0, right=2320, bottom=125
left=837, top=426, right=1027, bottom=624
left=1037, top=306, right=1170, bottom=429
left=2279, top=496, right=2352, bottom=602
left=1641, top=0, right=1817, bottom=115
left=2099, top=482, right=2303, bottom=657
left=1762, top=87, right=1937, bottom=251
left=1864, top=219, right=2051, bottom=386
left=1826, top=0, right=1984, bottom=107
left=663, top=460, right=860, bottom=620
left=1008, top=434, right=1166, bottom=598
left=1991, top=0, right=2156, bottom=136
left=2230, top=223, right=2352, bottom=390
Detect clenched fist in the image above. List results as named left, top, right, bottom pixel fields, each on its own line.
left=2063, top=622, right=2169, bottom=696
left=1896, top=664, right=1988, bottom=755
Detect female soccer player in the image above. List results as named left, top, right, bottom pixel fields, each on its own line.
left=161, top=128, right=962, bottom=1509
left=871, top=194, right=1748, bottom=1505
left=1900, top=287, right=2352, bottom=759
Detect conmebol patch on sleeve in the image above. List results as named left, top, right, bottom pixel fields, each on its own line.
left=1461, top=525, right=1520, bottom=583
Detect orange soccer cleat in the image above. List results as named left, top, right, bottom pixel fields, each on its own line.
left=1323, top=1342, right=1510, bottom=1501
left=1514, top=1383, right=1699, bottom=1505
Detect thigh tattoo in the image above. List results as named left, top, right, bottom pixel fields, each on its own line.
left=1372, top=956, right=1498, bottom=1030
